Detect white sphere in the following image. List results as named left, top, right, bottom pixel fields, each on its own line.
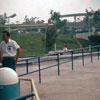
left=0, top=68, right=18, bottom=85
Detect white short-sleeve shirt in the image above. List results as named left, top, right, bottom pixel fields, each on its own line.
left=0, top=39, right=20, bottom=57
left=63, top=47, right=68, bottom=51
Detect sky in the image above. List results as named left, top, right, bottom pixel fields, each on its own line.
left=0, top=0, right=100, bottom=23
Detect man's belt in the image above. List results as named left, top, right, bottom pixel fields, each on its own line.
left=3, top=56, right=15, bottom=58
left=3, top=56, right=15, bottom=59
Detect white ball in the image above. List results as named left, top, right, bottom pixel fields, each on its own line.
left=0, top=68, right=18, bottom=85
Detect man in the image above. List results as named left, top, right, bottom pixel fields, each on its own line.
left=63, top=44, right=68, bottom=51
left=0, top=31, right=22, bottom=70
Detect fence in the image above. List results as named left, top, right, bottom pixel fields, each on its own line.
left=12, top=45, right=100, bottom=99
left=12, top=77, right=40, bottom=100
left=18, top=45, right=100, bottom=83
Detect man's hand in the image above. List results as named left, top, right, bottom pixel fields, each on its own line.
left=15, top=48, right=22, bottom=64
left=0, top=51, right=2, bottom=63
left=15, top=59, right=18, bottom=64
left=0, top=59, right=2, bottom=63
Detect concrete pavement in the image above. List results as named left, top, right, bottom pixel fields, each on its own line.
left=17, top=56, right=100, bottom=100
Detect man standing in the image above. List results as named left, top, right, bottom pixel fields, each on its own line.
left=0, top=31, right=22, bottom=70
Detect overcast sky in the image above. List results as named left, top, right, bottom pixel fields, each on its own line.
left=0, top=0, right=100, bottom=23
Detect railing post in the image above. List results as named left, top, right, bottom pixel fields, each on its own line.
left=90, top=47, right=93, bottom=63
left=38, top=57, right=41, bottom=83
left=98, top=47, right=100, bottom=60
left=82, top=48, right=84, bottom=66
left=26, top=60, right=28, bottom=73
left=57, top=54, right=60, bottom=75
left=89, top=45, right=91, bottom=52
left=71, top=50, right=74, bottom=70
left=19, top=80, right=20, bottom=96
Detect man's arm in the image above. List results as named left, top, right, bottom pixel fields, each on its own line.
left=0, top=51, right=2, bottom=63
left=15, top=48, right=22, bottom=64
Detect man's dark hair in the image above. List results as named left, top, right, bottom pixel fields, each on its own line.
left=2, top=31, right=10, bottom=37
left=64, top=44, right=67, bottom=47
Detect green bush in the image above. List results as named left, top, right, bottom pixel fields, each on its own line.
left=88, top=34, right=100, bottom=46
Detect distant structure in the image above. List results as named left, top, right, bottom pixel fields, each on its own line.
left=0, top=13, right=88, bottom=33
left=60, top=13, right=87, bottom=22
left=0, top=23, right=48, bottom=33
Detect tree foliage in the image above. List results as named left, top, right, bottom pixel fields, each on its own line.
left=0, top=13, right=7, bottom=25
left=45, top=10, right=66, bottom=52
left=88, top=34, right=100, bottom=46
left=84, top=9, right=100, bottom=31
left=93, top=10, right=100, bottom=26
left=45, top=25, right=58, bottom=51
left=23, top=15, right=45, bottom=24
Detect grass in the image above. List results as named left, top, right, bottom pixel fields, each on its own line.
left=56, top=34, right=79, bottom=50
left=77, top=38, right=90, bottom=47
left=11, top=33, right=44, bottom=56
left=0, top=33, right=89, bottom=56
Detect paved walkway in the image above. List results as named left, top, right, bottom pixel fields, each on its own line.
left=16, top=56, right=100, bottom=100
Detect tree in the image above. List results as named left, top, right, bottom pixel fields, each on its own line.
left=93, top=10, right=100, bottom=27
left=84, top=9, right=100, bottom=33
left=0, top=13, right=7, bottom=25
left=23, top=16, right=45, bottom=24
left=0, top=13, right=7, bottom=33
left=45, top=25, right=58, bottom=51
left=44, top=10, right=66, bottom=52
left=88, top=34, right=100, bottom=46
left=23, top=15, right=30, bottom=24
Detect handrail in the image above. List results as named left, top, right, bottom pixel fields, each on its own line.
left=12, top=45, right=100, bottom=99
left=19, top=77, right=40, bottom=100
left=17, top=45, right=100, bottom=83
left=12, top=93, right=34, bottom=100
left=18, top=45, right=100, bottom=62
left=14, top=77, right=40, bottom=100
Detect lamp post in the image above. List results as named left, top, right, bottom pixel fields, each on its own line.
left=88, top=15, right=94, bottom=33
left=88, top=16, right=91, bottom=33
left=44, top=25, right=48, bottom=54
left=7, top=13, right=16, bottom=33
left=86, top=7, right=94, bottom=33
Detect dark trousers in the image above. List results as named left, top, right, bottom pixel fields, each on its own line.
left=2, top=57, right=16, bottom=71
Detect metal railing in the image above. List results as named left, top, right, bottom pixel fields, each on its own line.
left=18, top=45, right=100, bottom=83
left=14, top=45, right=100, bottom=100
left=12, top=77, right=40, bottom=100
